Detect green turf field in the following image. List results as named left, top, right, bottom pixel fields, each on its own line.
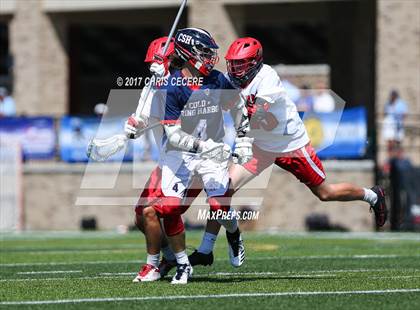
left=1, top=231, right=420, bottom=309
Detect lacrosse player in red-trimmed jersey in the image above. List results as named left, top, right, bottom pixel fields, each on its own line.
left=124, top=36, right=203, bottom=283
left=189, top=37, right=388, bottom=267
left=137, top=28, right=250, bottom=285
left=125, top=32, right=250, bottom=284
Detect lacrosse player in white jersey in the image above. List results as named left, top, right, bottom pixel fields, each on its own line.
left=189, top=37, right=387, bottom=267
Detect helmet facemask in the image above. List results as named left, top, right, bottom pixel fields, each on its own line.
left=227, top=57, right=262, bottom=88
left=190, top=44, right=219, bottom=76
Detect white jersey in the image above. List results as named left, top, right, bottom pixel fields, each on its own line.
left=133, top=74, right=170, bottom=168
left=240, top=64, right=309, bottom=153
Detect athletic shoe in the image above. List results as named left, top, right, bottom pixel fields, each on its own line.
left=132, top=264, right=161, bottom=282
left=171, top=263, right=193, bottom=284
left=158, top=257, right=177, bottom=278
left=226, top=228, right=245, bottom=267
left=188, top=250, right=214, bottom=266
left=370, top=186, right=388, bottom=227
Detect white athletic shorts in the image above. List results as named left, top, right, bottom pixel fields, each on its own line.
left=161, top=150, right=229, bottom=198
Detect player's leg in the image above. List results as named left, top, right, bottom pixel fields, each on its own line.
left=187, top=174, right=220, bottom=266
left=157, top=229, right=177, bottom=277
left=133, top=166, right=162, bottom=232
left=190, top=164, right=255, bottom=265
left=191, top=145, right=274, bottom=266
left=209, top=192, right=245, bottom=267
left=159, top=153, right=194, bottom=284
left=161, top=202, right=193, bottom=285
left=189, top=219, right=219, bottom=266
left=229, top=163, right=258, bottom=192
left=132, top=166, right=163, bottom=282
left=159, top=175, right=203, bottom=277
left=198, top=158, right=245, bottom=267
left=132, top=204, right=162, bottom=282
left=309, top=182, right=386, bottom=226
left=276, top=144, right=387, bottom=227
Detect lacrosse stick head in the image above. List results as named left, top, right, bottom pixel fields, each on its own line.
left=86, top=134, right=128, bottom=162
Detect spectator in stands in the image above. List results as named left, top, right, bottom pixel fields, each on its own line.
left=296, top=84, right=314, bottom=112
left=382, top=89, right=408, bottom=157
left=0, top=87, right=16, bottom=117
left=282, top=79, right=301, bottom=103
left=313, top=82, right=335, bottom=113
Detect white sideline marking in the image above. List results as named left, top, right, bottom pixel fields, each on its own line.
left=2, top=254, right=418, bottom=267
left=0, top=260, right=143, bottom=267
left=17, top=270, right=82, bottom=275
left=98, top=272, right=331, bottom=277
left=4, top=269, right=420, bottom=282
left=0, top=276, right=128, bottom=282
left=1, top=272, right=330, bottom=282
left=370, top=275, right=420, bottom=280
left=244, top=254, right=420, bottom=261
left=2, top=289, right=420, bottom=305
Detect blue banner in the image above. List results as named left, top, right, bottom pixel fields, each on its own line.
left=302, top=107, right=367, bottom=159
left=59, top=116, right=134, bottom=162
left=0, top=117, right=56, bottom=159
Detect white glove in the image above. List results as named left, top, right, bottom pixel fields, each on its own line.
left=124, top=114, right=147, bottom=139
left=233, top=136, right=254, bottom=164
left=150, top=62, right=166, bottom=78
left=199, top=138, right=231, bottom=162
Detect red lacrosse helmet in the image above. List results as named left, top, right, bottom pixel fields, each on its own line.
left=225, top=37, right=263, bottom=87
left=144, top=37, right=175, bottom=72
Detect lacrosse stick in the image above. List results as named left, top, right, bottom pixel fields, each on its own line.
left=200, top=144, right=238, bottom=163
left=86, top=0, right=188, bottom=161
left=86, top=122, right=161, bottom=162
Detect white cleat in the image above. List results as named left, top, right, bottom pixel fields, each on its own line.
left=226, top=228, right=245, bottom=267
left=171, top=264, right=193, bottom=284
left=132, top=264, right=161, bottom=282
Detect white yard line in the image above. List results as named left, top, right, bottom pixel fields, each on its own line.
left=1, top=289, right=420, bottom=305
left=98, top=271, right=332, bottom=277
left=369, top=275, right=420, bottom=279
left=2, top=254, right=418, bottom=268
left=0, top=260, right=143, bottom=267
left=5, top=268, right=420, bottom=282
left=217, top=254, right=420, bottom=261
left=0, top=276, right=127, bottom=282
left=2, top=249, right=141, bottom=255
left=17, top=270, right=83, bottom=275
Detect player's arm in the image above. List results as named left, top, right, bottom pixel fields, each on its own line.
left=219, top=73, right=254, bottom=164
left=163, top=123, right=230, bottom=160
left=124, top=63, right=165, bottom=138
left=229, top=95, right=254, bottom=164
left=163, top=122, right=200, bottom=152
left=248, top=74, right=285, bottom=131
